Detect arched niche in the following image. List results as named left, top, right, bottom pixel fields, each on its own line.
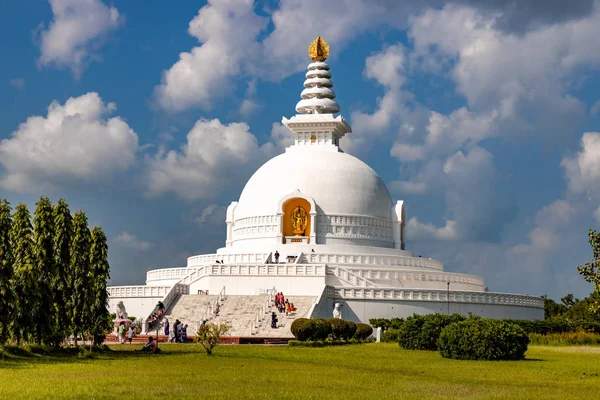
left=277, top=190, right=317, bottom=244
left=282, top=197, right=312, bottom=238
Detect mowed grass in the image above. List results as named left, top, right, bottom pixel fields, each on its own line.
left=1, top=344, right=600, bottom=399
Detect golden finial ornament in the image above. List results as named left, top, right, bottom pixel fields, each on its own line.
left=308, top=36, right=330, bottom=62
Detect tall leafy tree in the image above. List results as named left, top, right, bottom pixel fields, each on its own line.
left=578, top=229, right=600, bottom=313
left=89, top=227, right=111, bottom=345
left=32, top=196, right=56, bottom=345
left=53, top=199, right=73, bottom=342
left=10, top=203, right=38, bottom=344
left=0, top=199, right=14, bottom=344
left=70, top=210, right=92, bottom=345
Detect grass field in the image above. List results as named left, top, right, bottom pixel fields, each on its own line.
left=1, top=343, right=599, bottom=399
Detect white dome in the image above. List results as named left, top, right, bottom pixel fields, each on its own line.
left=235, top=148, right=393, bottom=220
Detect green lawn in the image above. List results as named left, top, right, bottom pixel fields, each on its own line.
left=1, top=344, right=599, bottom=399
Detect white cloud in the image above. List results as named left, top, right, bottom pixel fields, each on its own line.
left=195, top=204, right=227, bottom=226
left=9, top=78, right=24, bottom=90
left=406, top=217, right=457, bottom=241
left=37, top=0, right=124, bottom=77
left=408, top=4, right=598, bottom=141
left=115, top=232, right=153, bottom=251
left=0, top=92, right=139, bottom=192
left=154, top=0, right=267, bottom=112
left=145, top=118, right=271, bottom=200
left=561, top=132, right=600, bottom=194
left=153, top=0, right=427, bottom=113
left=510, top=200, right=576, bottom=255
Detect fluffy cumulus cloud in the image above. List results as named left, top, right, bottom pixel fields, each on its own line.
left=408, top=4, right=600, bottom=141
left=0, top=92, right=139, bottom=192
left=145, top=118, right=272, bottom=200
left=37, top=0, right=124, bottom=77
left=154, top=0, right=431, bottom=112
left=561, top=132, right=600, bottom=195
left=154, top=0, right=267, bottom=111
left=406, top=217, right=457, bottom=241
left=115, top=232, right=154, bottom=251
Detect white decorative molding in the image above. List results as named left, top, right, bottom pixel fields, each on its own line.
left=326, top=286, right=544, bottom=309
left=309, top=252, right=443, bottom=271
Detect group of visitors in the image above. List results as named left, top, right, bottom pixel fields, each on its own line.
left=274, top=292, right=296, bottom=316
left=117, top=321, right=137, bottom=344
left=164, top=318, right=189, bottom=343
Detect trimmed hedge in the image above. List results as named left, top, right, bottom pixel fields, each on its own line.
left=437, top=319, right=529, bottom=360
left=369, top=318, right=404, bottom=329
left=290, top=318, right=313, bottom=341
left=354, top=323, right=373, bottom=340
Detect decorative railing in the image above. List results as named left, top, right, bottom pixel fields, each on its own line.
left=108, top=285, right=172, bottom=298
left=180, top=266, right=208, bottom=285
left=340, top=268, right=484, bottom=287
left=187, top=252, right=270, bottom=267
left=143, top=283, right=189, bottom=333
left=327, top=286, right=544, bottom=308
left=309, top=253, right=443, bottom=271
left=208, top=264, right=326, bottom=276
left=202, top=286, right=227, bottom=323
left=330, top=267, right=377, bottom=288
left=146, top=267, right=200, bottom=283
left=251, top=287, right=277, bottom=335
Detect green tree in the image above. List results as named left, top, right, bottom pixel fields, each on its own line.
left=577, top=229, right=600, bottom=312
left=32, top=196, right=56, bottom=345
left=10, top=203, right=38, bottom=344
left=561, top=293, right=578, bottom=309
left=0, top=199, right=14, bottom=344
left=541, top=295, right=567, bottom=319
left=53, top=199, right=73, bottom=342
left=196, top=322, right=229, bottom=355
left=89, top=227, right=111, bottom=345
left=70, top=210, right=92, bottom=345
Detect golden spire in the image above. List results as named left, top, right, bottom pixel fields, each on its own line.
left=308, top=36, right=330, bottom=62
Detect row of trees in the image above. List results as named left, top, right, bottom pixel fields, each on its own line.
left=0, top=197, right=111, bottom=346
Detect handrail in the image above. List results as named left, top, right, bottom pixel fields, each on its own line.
left=251, top=287, right=277, bottom=335
left=203, top=286, right=227, bottom=323
left=143, top=283, right=189, bottom=333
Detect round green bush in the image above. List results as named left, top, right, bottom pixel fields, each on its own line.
left=328, top=318, right=346, bottom=340
left=346, top=321, right=357, bottom=340
left=291, top=318, right=313, bottom=341
left=315, top=318, right=332, bottom=339
left=354, top=323, right=373, bottom=340
left=437, top=319, right=530, bottom=360
left=420, top=314, right=466, bottom=350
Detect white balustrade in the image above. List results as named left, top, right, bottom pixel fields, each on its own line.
left=338, top=268, right=484, bottom=287
left=107, top=285, right=172, bottom=298
left=146, top=267, right=200, bottom=283
left=207, top=264, right=326, bottom=276
left=187, top=253, right=270, bottom=267
left=309, top=253, right=443, bottom=271
left=327, top=286, right=544, bottom=308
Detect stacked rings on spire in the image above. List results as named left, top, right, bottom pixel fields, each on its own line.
left=295, top=62, right=340, bottom=114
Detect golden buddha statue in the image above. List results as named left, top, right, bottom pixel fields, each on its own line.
left=291, top=206, right=308, bottom=236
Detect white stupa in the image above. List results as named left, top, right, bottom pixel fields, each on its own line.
left=108, top=37, right=543, bottom=336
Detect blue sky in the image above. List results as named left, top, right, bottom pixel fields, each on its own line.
left=1, top=0, right=600, bottom=300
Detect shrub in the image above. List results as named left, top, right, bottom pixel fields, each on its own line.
left=354, top=323, right=373, bottom=340
left=347, top=321, right=357, bottom=340
left=196, top=322, right=229, bottom=355
left=420, top=314, right=466, bottom=350
left=437, top=319, right=529, bottom=360
left=382, top=328, right=400, bottom=342
left=397, top=315, right=426, bottom=350
left=369, top=317, right=405, bottom=329
left=396, top=313, right=466, bottom=350
left=317, top=318, right=331, bottom=339
left=291, top=318, right=313, bottom=341
left=328, top=318, right=346, bottom=340
left=529, top=331, right=600, bottom=346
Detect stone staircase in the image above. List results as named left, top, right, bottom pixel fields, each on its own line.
left=162, top=294, right=219, bottom=335
left=160, top=294, right=317, bottom=338
left=253, top=296, right=317, bottom=338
